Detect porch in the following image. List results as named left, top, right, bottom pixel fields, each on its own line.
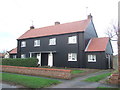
left=29, top=51, right=56, bottom=67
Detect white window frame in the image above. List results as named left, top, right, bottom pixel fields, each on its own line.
left=88, top=55, right=96, bottom=62
left=49, top=38, right=56, bottom=45
left=68, top=53, right=77, bottom=61
left=21, top=41, right=26, bottom=47
left=13, top=55, right=17, bottom=58
left=21, top=54, right=26, bottom=58
left=34, top=40, right=40, bottom=47
left=68, top=36, right=77, bottom=44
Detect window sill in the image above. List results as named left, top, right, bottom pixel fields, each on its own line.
left=21, top=46, right=26, bottom=47
left=68, top=43, right=77, bottom=44
left=34, top=45, right=40, bottom=47
left=68, top=60, right=77, bottom=61
left=49, top=44, right=56, bottom=46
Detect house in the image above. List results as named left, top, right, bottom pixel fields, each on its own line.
left=4, top=51, right=10, bottom=58
left=9, top=48, right=17, bottom=58
left=17, top=14, right=113, bottom=69
left=0, top=53, right=5, bottom=58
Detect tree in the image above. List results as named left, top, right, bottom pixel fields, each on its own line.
left=105, top=20, right=120, bottom=83
left=105, top=20, right=118, bottom=41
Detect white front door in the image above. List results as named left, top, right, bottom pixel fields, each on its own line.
left=48, top=52, right=53, bottom=67
left=37, top=53, right=41, bottom=66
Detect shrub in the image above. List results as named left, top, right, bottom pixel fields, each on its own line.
left=1, top=58, right=38, bottom=67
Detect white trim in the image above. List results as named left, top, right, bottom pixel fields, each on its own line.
left=21, top=41, right=26, bottom=47
left=37, top=53, right=41, bottom=66
left=30, top=53, right=32, bottom=58
left=68, top=36, right=77, bottom=44
left=34, top=40, right=40, bottom=47
left=49, top=38, right=56, bottom=45
left=85, top=39, right=92, bottom=51
left=88, top=55, right=96, bottom=62
left=48, top=52, right=53, bottom=67
left=68, top=53, right=77, bottom=61
left=21, top=54, right=26, bottom=58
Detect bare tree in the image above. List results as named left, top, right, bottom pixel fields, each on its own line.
left=105, top=20, right=118, bottom=41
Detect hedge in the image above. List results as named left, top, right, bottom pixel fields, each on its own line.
left=1, top=58, right=38, bottom=67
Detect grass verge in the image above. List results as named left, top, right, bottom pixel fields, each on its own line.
left=71, top=70, right=85, bottom=74
left=84, top=73, right=111, bottom=82
left=1, top=73, right=60, bottom=88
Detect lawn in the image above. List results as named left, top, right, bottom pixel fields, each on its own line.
left=71, top=70, right=85, bottom=74
left=84, top=73, right=111, bottom=82
left=1, top=73, right=60, bottom=88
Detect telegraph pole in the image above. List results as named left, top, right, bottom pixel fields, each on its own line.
left=118, top=26, right=120, bottom=84
left=118, top=1, right=120, bottom=84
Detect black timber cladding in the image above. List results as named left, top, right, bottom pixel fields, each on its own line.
left=17, top=32, right=84, bottom=68
left=17, top=20, right=113, bottom=69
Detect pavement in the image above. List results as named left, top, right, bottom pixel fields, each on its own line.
left=1, top=70, right=120, bottom=88
left=1, top=83, right=20, bottom=88
left=49, top=70, right=120, bottom=88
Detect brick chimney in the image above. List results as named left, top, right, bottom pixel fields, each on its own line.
left=30, top=26, right=35, bottom=29
left=88, top=13, right=92, bottom=19
left=55, top=21, right=60, bottom=25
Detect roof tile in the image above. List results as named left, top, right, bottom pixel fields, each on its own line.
left=18, top=19, right=90, bottom=39
left=9, top=48, right=17, bottom=54
left=85, top=37, right=109, bottom=52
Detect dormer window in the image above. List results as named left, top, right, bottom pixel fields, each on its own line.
left=34, top=40, right=40, bottom=47
left=49, top=38, right=56, bottom=45
left=21, top=41, right=26, bottom=47
left=68, top=36, right=77, bottom=44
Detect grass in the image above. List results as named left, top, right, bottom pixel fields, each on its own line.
left=97, top=87, right=119, bottom=90
left=84, top=73, right=111, bottom=82
left=71, top=70, right=85, bottom=74
left=1, top=73, right=61, bottom=88
left=40, top=66, right=85, bottom=74
left=97, top=87, right=114, bottom=88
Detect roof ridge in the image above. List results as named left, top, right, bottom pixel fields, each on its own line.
left=30, top=19, right=90, bottom=30
left=18, top=19, right=90, bottom=39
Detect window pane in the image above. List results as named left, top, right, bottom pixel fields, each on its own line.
left=21, top=54, right=26, bottom=58
left=49, top=38, right=56, bottom=45
left=68, top=36, right=77, bottom=44
left=34, top=40, right=40, bottom=46
left=68, top=53, right=77, bottom=61
left=21, top=41, right=26, bottom=47
left=88, top=55, right=96, bottom=62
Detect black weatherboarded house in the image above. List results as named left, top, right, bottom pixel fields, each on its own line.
left=17, top=15, right=113, bottom=69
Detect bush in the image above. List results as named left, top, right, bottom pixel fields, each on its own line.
left=1, top=58, right=38, bottom=67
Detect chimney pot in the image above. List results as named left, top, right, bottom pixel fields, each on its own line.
left=30, top=26, right=35, bottom=29
left=55, top=21, right=60, bottom=25
left=88, top=13, right=92, bottom=19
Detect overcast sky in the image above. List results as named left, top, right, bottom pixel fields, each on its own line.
left=0, top=0, right=119, bottom=55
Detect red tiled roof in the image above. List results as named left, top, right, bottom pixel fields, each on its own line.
left=85, top=37, right=110, bottom=52
left=9, top=48, right=17, bottom=54
left=0, top=53, right=4, bottom=57
left=18, top=19, right=90, bottom=39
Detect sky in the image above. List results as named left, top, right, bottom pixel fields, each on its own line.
left=0, top=0, right=119, bottom=55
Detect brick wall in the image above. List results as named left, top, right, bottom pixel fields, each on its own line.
left=109, top=74, right=119, bottom=84
left=1, top=65, right=72, bottom=79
